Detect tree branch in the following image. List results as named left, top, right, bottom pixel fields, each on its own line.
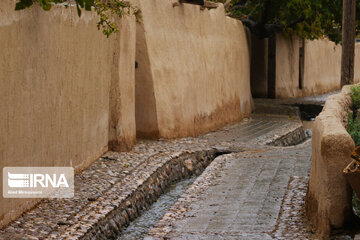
left=240, top=0, right=305, bottom=40
left=259, top=0, right=270, bottom=26
left=229, top=0, right=249, bottom=11
left=287, top=16, right=305, bottom=28
left=223, top=0, right=231, bottom=9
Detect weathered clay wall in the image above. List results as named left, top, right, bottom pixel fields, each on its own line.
left=354, top=44, right=360, bottom=83
left=306, top=86, right=354, bottom=236
left=276, top=36, right=360, bottom=99
left=275, top=34, right=301, bottom=98
left=275, top=35, right=345, bottom=98
left=0, top=0, right=136, bottom=228
left=134, top=0, right=253, bottom=138
left=301, top=39, right=342, bottom=96
left=252, top=34, right=360, bottom=99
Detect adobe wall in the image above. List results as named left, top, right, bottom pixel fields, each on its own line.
left=306, top=86, right=354, bottom=236
left=134, top=0, right=253, bottom=138
left=0, top=0, right=136, bottom=228
left=302, top=39, right=344, bottom=96
left=251, top=34, right=360, bottom=99
left=275, top=34, right=302, bottom=98
left=275, top=35, right=346, bottom=99
left=354, top=44, right=360, bottom=83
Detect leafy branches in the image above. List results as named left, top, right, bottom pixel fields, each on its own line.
left=350, top=85, right=360, bottom=110
left=347, top=85, right=360, bottom=147
left=15, top=0, right=141, bottom=37
left=93, top=0, right=141, bottom=37
left=213, top=0, right=360, bottom=43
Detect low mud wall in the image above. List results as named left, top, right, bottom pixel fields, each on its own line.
left=0, top=0, right=136, bottom=228
left=134, top=0, right=253, bottom=138
left=306, top=87, right=354, bottom=236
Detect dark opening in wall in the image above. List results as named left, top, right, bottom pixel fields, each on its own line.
left=179, top=0, right=204, bottom=5
left=268, top=36, right=276, bottom=98
left=299, top=40, right=305, bottom=90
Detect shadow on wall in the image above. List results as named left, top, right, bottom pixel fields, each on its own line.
left=134, top=0, right=253, bottom=139
left=135, top=23, right=160, bottom=139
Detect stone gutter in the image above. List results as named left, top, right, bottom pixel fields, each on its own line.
left=54, top=149, right=223, bottom=239
left=0, top=114, right=307, bottom=240
left=0, top=136, right=236, bottom=240
left=266, top=123, right=306, bottom=147
left=146, top=153, right=234, bottom=239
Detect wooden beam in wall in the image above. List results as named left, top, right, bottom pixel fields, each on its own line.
left=179, top=0, right=218, bottom=9
left=179, top=0, right=205, bottom=5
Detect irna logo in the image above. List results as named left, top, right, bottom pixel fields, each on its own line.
left=8, top=173, right=69, bottom=188
left=3, top=167, right=74, bottom=198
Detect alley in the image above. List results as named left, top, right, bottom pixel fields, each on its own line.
left=0, top=112, right=310, bottom=239
left=2, top=0, right=360, bottom=238
left=147, top=141, right=313, bottom=239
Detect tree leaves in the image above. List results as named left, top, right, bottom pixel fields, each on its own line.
left=85, top=0, right=94, bottom=11
left=14, top=0, right=141, bottom=37
left=16, top=0, right=53, bottom=11
left=93, top=0, right=141, bottom=37
left=74, top=0, right=94, bottom=16
left=15, top=0, right=34, bottom=10
left=219, top=0, right=360, bottom=43
left=39, top=0, right=52, bottom=11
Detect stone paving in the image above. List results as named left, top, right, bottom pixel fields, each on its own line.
left=146, top=106, right=354, bottom=240
left=147, top=141, right=316, bottom=240
left=272, top=176, right=314, bottom=240
left=0, top=115, right=304, bottom=239
left=145, top=92, right=353, bottom=240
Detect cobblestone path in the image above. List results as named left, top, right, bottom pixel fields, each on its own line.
left=1, top=94, right=346, bottom=240
left=0, top=115, right=305, bottom=239
left=147, top=141, right=316, bottom=239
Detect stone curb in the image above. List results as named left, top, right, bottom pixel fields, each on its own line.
left=266, top=125, right=307, bottom=147
left=145, top=153, right=235, bottom=239
left=0, top=115, right=308, bottom=240
left=47, top=149, right=221, bottom=239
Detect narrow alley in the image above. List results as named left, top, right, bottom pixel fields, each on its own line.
left=2, top=96, right=348, bottom=240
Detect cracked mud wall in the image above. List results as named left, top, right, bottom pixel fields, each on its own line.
left=0, top=0, right=136, bottom=228
left=134, top=0, right=253, bottom=138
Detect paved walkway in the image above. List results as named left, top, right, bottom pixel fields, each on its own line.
left=147, top=141, right=315, bottom=239
left=0, top=115, right=305, bottom=240
left=146, top=92, right=353, bottom=240
left=1, top=93, right=343, bottom=240
left=176, top=144, right=311, bottom=239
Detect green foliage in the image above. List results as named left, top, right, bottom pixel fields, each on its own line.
left=15, top=0, right=141, bottom=37
left=353, top=192, right=360, bottom=217
left=94, top=0, right=141, bottom=37
left=347, top=112, right=360, bottom=147
left=350, top=85, right=360, bottom=110
left=214, top=0, right=360, bottom=43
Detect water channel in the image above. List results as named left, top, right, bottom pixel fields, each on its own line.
left=117, top=176, right=197, bottom=239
